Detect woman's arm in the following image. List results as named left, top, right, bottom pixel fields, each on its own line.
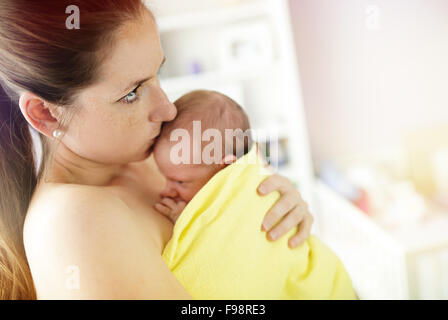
left=257, top=174, right=313, bottom=248
left=25, top=187, right=191, bottom=299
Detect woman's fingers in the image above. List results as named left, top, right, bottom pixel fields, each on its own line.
left=258, top=172, right=314, bottom=248
left=265, top=209, right=299, bottom=241
left=266, top=204, right=306, bottom=241
left=288, top=212, right=313, bottom=248
left=264, top=196, right=311, bottom=245
left=257, top=174, right=289, bottom=195
left=261, top=192, right=297, bottom=231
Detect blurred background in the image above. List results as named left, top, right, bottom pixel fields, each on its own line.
left=292, top=0, right=448, bottom=300
left=145, top=0, right=448, bottom=299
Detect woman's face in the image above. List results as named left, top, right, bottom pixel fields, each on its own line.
left=63, top=13, right=176, bottom=165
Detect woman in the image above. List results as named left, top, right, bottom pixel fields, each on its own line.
left=0, top=0, right=313, bottom=299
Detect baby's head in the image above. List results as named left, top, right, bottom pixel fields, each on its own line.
left=154, top=90, right=252, bottom=203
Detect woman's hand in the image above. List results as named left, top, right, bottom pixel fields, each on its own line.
left=258, top=173, right=313, bottom=248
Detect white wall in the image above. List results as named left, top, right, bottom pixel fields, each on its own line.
left=289, top=0, right=448, bottom=166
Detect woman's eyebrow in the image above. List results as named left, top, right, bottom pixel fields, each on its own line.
left=119, top=56, right=166, bottom=95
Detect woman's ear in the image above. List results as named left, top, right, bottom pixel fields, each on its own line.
left=221, top=154, right=237, bottom=168
left=18, top=91, right=61, bottom=138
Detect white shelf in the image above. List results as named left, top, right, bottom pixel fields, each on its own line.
left=153, top=1, right=269, bottom=33
left=160, top=62, right=277, bottom=94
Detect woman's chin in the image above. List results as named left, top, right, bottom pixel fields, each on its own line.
left=131, top=138, right=156, bottom=162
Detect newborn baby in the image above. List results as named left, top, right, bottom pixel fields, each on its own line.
left=153, top=89, right=356, bottom=299
left=153, top=89, right=252, bottom=223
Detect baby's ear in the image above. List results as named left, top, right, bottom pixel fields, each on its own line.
left=221, top=154, right=237, bottom=167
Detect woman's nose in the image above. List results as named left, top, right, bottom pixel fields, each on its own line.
left=149, top=87, right=177, bottom=122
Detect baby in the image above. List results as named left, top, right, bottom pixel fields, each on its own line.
left=153, top=89, right=356, bottom=299
left=153, top=89, right=252, bottom=223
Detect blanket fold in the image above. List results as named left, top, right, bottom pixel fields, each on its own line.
left=162, top=145, right=356, bottom=299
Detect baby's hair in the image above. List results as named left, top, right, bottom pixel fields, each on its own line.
left=162, top=90, right=253, bottom=159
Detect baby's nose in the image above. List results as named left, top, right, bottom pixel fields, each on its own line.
left=161, top=184, right=178, bottom=198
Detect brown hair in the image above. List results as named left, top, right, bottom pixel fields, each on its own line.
left=0, top=0, right=147, bottom=299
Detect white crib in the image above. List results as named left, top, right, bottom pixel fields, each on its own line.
left=314, top=181, right=448, bottom=300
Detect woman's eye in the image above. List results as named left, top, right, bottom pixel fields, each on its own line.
left=124, top=92, right=137, bottom=103
left=177, top=181, right=184, bottom=185
left=121, top=85, right=141, bottom=104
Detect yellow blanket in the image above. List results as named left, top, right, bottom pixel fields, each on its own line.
left=162, top=146, right=357, bottom=299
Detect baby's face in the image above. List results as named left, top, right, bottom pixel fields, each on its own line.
left=153, top=139, right=221, bottom=203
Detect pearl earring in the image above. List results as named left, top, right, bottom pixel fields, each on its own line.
left=52, top=129, right=63, bottom=139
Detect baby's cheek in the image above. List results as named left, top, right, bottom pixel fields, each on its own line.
left=182, top=184, right=202, bottom=202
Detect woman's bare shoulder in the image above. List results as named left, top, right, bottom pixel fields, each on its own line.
left=25, top=183, right=131, bottom=237
left=24, top=183, right=138, bottom=277
left=24, top=183, right=190, bottom=299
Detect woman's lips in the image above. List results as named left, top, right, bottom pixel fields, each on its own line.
left=146, top=131, right=159, bottom=153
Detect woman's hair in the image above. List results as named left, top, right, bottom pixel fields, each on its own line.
left=0, top=0, right=148, bottom=299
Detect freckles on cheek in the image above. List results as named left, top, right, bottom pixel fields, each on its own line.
left=124, top=111, right=145, bottom=128
left=74, top=95, right=150, bottom=147
left=115, top=110, right=155, bottom=145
